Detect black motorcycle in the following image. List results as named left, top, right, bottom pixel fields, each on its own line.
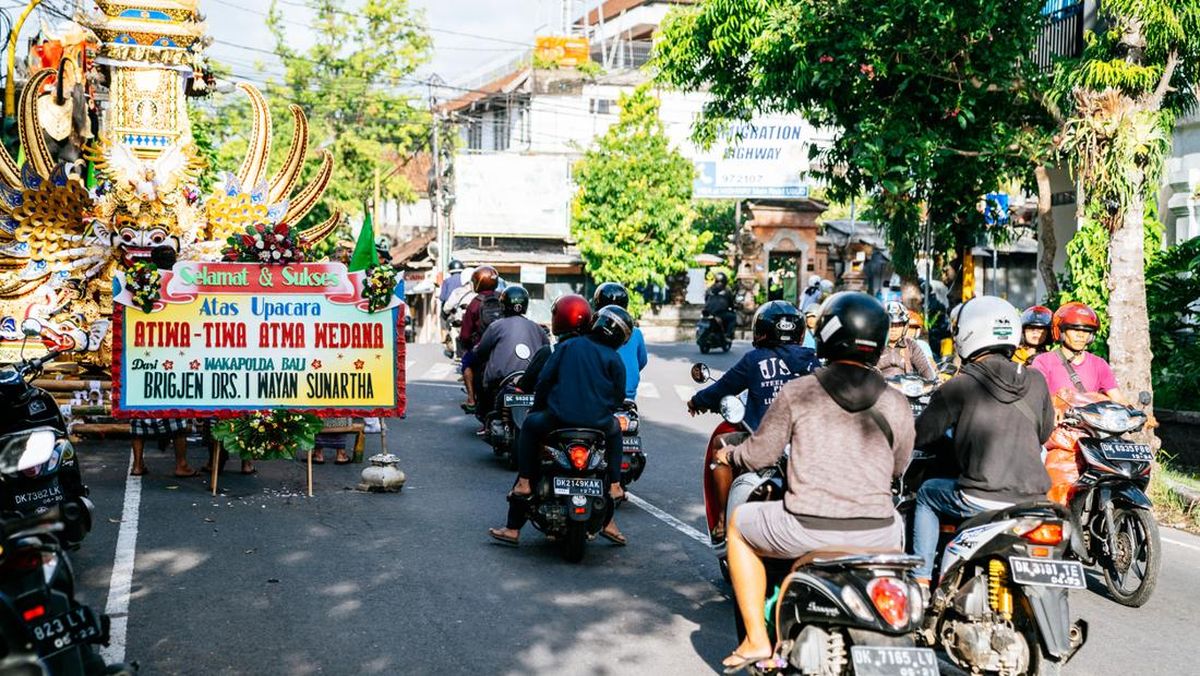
left=696, top=311, right=732, bottom=354
left=513, top=428, right=612, bottom=563
left=614, top=400, right=645, bottom=490
left=483, top=372, right=531, bottom=469
left=1, top=321, right=92, bottom=548
left=885, top=373, right=939, bottom=418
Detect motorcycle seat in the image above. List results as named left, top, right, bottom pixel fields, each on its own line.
left=955, top=500, right=1068, bottom=532
left=548, top=428, right=607, bottom=447
left=790, top=547, right=914, bottom=570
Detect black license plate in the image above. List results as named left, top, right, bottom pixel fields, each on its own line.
left=1099, top=441, right=1153, bottom=462
left=1009, top=557, right=1087, bottom=589
left=503, top=393, right=535, bottom=408
left=552, top=477, right=603, bottom=497
left=30, top=606, right=104, bottom=657
left=12, top=477, right=63, bottom=511
left=851, top=646, right=939, bottom=676
left=622, top=436, right=642, bottom=450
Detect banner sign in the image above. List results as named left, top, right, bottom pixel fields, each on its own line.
left=691, top=116, right=827, bottom=199
left=111, top=262, right=406, bottom=418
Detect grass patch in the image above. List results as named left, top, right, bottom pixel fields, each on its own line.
left=1150, top=461, right=1200, bottom=534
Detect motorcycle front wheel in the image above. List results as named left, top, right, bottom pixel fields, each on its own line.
left=1100, top=506, right=1161, bottom=607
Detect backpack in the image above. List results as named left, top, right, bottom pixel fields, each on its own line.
left=475, top=294, right=504, bottom=341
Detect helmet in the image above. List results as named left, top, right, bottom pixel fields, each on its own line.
left=499, top=285, right=530, bottom=316
left=471, top=265, right=499, bottom=292
left=1021, top=305, right=1053, bottom=329
left=550, top=294, right=593, bottom=338
left=592, top=282, right=630, bottom=310
left=591, top=305, right=633, bottom=348
left=712, top=271, right=728, bottom=286
left=1051, top=302, right=1099, bottom=342
left=884, top=301, right=909, bottom=325
left=819, top=279, right=834, bottom=294
left=808, top=275, right=822, bottom=287
left=448, top=259, right=464, bottom=272
left=951, top=295, right=1021, bottom=360
left=814, top=292, right=889, bottom=364
left=752, top=301, right=803, bottom=348
left=907, top=309, right=923, bottom=329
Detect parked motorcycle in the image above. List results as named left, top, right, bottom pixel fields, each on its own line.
left=1, top=320, right=93, bottom=549
left=696, top=311, right=732, bottom=354
left=483, top=371, right=531, bottom=469
left=614, top=400, right=645, bottom=490
left=704, top=392, right=937, bottom=675
left=1045, top=390, right=1160, bottom=607
left=512, top=427, right=613, bottom=562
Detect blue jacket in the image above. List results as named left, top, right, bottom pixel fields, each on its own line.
left=618, top=327, right=648, bottom=399
left=536, top=334, right=626, bottom=428
left=691, top=344, right=819, bottom=430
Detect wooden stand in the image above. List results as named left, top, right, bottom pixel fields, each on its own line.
left=207, top=420, right=365, bottom=497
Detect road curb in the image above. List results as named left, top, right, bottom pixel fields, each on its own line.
left=1163, top=477, right=1200, bottom=511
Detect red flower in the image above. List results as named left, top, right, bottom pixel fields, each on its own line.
left=354, top=359, right=365, bottom=370
left=190, top=360, right=201, bottom=370
left=818, top=55, right=833, bottom=64
left=274, top=222, right=290, bottom=237
left=311, top=359, right=322, bottom=370
left=163, top=360, right=174, bottom=371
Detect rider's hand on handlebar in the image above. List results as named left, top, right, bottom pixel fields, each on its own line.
left=687, top=399, right=700, bottom=416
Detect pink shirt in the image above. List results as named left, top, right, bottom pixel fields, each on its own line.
left=1031, top=350, right=1119, bottom=396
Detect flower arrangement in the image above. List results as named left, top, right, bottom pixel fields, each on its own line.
left=222, top=222, right=305, bottom=264
left=211, top=410, right=325, bottom=461
left=362, top=264, right=399, bottom=313
left=125, top=260, right=161, bottom=313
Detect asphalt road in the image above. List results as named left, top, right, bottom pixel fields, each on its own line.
left=65, top=342, right=1200, bottom=675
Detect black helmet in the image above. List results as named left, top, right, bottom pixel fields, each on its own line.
left=448, top=259, right=464, bottom=272
left=753, top=301, right=803, bottom=348
left=592, top=282, right=630, bottom=310
left=591, top=305, right=633, bottom=348
left=814, top=292, right=889, bottom=364
left=712, top=271, right=728, bottom=286
left=499, top=285, right=530, bottom=316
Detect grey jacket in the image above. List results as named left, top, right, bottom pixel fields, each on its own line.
left=474, top=315, right=549, bottom=385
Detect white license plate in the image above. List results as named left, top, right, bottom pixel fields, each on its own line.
left=851, top=646, right=939, bottom=676
left=552, top=477, right=603, bottom=497
left=503, top=394, right=535, bottom=407
left=622, top=436, right=642, bottom=450
left=1009, top=557, right=1088, bottom=589
left=1099, top=441, right=1153, bottom=462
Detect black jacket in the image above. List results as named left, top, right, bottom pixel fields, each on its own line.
left=915, top=356, right=1053, bottom=503
left=535, top=335, right=626, bottom=428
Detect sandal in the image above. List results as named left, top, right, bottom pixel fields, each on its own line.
left=130, top=467, right=147, bottom=477
left=173, top=468, right=201, bottom=479
left=487, top=528, right=519, bottom=547
left=334, top=455, right=352, bottom=465
left=461, top=403, right=476, bottom=414
left=722, top=653, right=775, bottom=675
left=311, top=452, right=326, bottom=465
left=599, top=527, right=628, bottom=546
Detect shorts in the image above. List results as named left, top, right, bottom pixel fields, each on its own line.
left=130, top=417, right=189, bottom=439
left=461, top=350, right=476, bottom=370
left=734, top=501, right=903, bottom=560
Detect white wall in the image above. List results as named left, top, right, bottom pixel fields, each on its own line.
left=453, top=154, right=573, bottom=238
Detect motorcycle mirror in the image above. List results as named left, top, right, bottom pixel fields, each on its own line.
left=20, top=318, right=42, bottom=338
left=1138, top=391, right=1151, bottom=406
left=719, top=395, right=746, bottom=425
left=17, top=430, right=56, bottom=472
left=690, top=363, right=711, bottom=384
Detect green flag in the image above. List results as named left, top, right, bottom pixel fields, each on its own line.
left=85, top=161, right=98, bottom=190
left=348, top=208, right=379, bottom=272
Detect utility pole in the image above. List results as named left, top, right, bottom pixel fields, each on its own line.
left=428, top=75, right=449, bottom=277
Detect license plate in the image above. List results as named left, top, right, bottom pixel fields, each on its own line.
left=1009, top=557, right=1087, bottom=589
left=851, top=646, right=939, bottom=676
left=552, top=477, right=603, bottom=497
left=13, top=477, right=63, bottom=511
left=1099, top=441, right=1153, bottom=462
left=622, top=436, right=642, bottom=450
left=503, top=394, right=535, bottom=408
left=30, top=606, right=104, bottom=657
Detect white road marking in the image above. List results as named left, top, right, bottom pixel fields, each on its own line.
left=637, top=382, right=660, bottom=399
left=673, top=385, right=697, bottom=404
left=626, top=492, right=711, bottom=547
left=100, top=457, right=142, bottom=665
left=1162, top=535, right=1200, bottom=553
left=422, top=362, right=456, bottom=381
left=409, top=381, right=462, bottom=389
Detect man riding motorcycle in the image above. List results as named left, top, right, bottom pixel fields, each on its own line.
left=516, top=294, right=592, bottom=394
left=1013, top=305, right=1053, bottom=366
left=688, top=301, right=819, bottom=539
left=471, top=285, right=548, bottom=425
left=704, top=272, right=738, bottom=341
left=459, top=266, right=501, bottom=413
left=1031, top=302, right=1126, bottom=403
left=878, top=300, right=937, bottom=379
left=593, top=283, right=647, bottom=401
left=488, top=305, right=634, bottom=547
left=911, top=296, right=1055, bottom=585
left=710, top=293, right=914, bottom=672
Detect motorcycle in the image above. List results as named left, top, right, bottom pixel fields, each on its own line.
left=696, top=311, right=732, bottom=354
left=614, top=400, right=645, bottom=490
left=1045, top=390, right=1160, bottom=607
left=691, top=363, right=750, bottom=579
left=483, top=372, right=531, bottom=469
left=512, top=427, right=613, bottom=563
left=885, top=373, right=939, bottom=418
left=1, top=320, right=93, bottom=549
left=702, top=387, right=937, bottom=676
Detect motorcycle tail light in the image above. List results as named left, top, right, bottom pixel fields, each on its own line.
left=1022, top=523, right=1064, bottom=545
left=21, top=605, right=45, bottom=622
left=0, top=548, right=43, bottom=573
left=867, top=577, right=910, bottom=628
left=568, top=445, right=589, bottom=470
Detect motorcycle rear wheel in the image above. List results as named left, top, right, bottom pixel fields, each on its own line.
left=1100, top=507, right=1160, bottom=607
left=563, top=523, right=587, bottom=563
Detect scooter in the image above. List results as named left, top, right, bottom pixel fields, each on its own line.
left=614, top=400, right=645, bottom=490
left=885, top=373, right=939, bottom=417
left=1045, top=390, right=1160, bottom=607
left=696, top=311, right=732, bottom=354
left=483, top=371, right=530, bottom=469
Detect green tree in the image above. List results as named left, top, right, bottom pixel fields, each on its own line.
left=693, top=199, right=737, bottom=257
left=571, top=85, right=710, bottom=315
left=654, top=0, right=1056, bottom=279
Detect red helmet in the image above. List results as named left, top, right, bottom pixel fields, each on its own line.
left=1051, top=302, right=1100, bottom=342
left=471, top=265, right=499, bottom=292
left=551, top=294, right=593, bottom=338
left=1021, top=305, right=1053, bottom=329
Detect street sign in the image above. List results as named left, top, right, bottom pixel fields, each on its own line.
left=520, top=265, right=547, bottom=285
left=689, top=116, right=826, bottom=199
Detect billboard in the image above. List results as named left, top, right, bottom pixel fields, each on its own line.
left=454, top=154, right=572, bottom=238
left=690, top=116, right=826, bottom=199
left=534, top=36, right=590, bottom=67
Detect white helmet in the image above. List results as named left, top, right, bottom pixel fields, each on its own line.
left=819, top=279, right=834, bottom=293
left=808, top=275, right=822, bottom=287
left=951, top=295, right=1021, bottom=360
left=884, top=300, right=908, bottom=325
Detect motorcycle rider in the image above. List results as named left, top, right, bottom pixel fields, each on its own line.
left=1013, top=305, right=1053, bottom=366
left=593, top=282, right=647, bottom=400
left=799, top=274, right=823, bottom=311
left=488, top=305, right=633, bottom=547
left=907, top=309, right=936, bottom=365
left=459, top=266, right=501, bottom=413
left=1031, top=302, right=1126, bottom=403
left=688, top=300, right=819, bottom=539
left=801, top=306, right=819, bottom=349
left=471, top=285, right=548, bottom=425
left=911, top=296, right=1055, bottom=585
left=442, top=266, right=476, bottom=357
left=704, top=271, right=738, bottom=341
left=710, top=292, right=914, bottom=672
left=878, top=300, right=937, bottom=379
left=438, top=259, right=466, bottom=307
left=517, top=295, right=593, bottom=394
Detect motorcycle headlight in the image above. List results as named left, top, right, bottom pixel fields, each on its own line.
left=19, top=430, right=56, bottom=472
left=1078, top=407, right=1144, bottom=434
left=901, top=380, right=925, bottom=398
